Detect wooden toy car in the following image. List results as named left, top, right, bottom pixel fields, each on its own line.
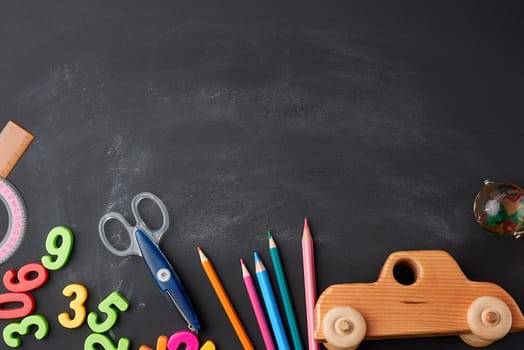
left=314, top=250, right=524, bottom=349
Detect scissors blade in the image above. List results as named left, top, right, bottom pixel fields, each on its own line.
left=134, top=229, right=201, bottom=333
left=165, top=290, right=198, bottom=334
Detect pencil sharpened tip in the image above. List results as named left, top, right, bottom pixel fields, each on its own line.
left=268, top=233, right=277, bottom=248
left=241, top=259, right=250, bottom=276
left=197, top=247, right=207, bottom=261
left=267, top=230, right=272, bottom=239
left=302, top=218, right=312, bottom=240
left=253, top=251, right=261, bottom=263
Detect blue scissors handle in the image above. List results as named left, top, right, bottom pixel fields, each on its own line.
left=135, top=229, right=200, bottom=333
left=98, top=192, right=200, bottom=333
left=98, top=192, right=170, bottom=257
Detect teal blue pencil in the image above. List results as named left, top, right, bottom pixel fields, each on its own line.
left=254, top=252, right=290, bottom=350
left=268, top=231, right=304, bottom=350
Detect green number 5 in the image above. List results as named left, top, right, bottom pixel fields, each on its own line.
left=87, top=291, right=129, bottom=333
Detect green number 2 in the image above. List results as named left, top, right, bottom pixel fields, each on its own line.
left=2, top=314, right=49, bottom=348
left=87, top=291, right=129, bottom=333
left=84, top=333, right=130, bottom=350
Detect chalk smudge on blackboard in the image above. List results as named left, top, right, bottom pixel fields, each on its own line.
left=50, top=63, right=77, bottom=88
left=104, top=135, right=153, bottom=213
left=376, top=173, right=462, bottom=244
left=103, top=135, right=129, bottom=212
left=106, top=135, right=124, bottom=157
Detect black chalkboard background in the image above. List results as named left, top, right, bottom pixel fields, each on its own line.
left=1, top=1, right=524, bottom=349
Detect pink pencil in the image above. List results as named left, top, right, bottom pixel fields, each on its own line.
left=240, top=259, right=276, bottom=350
left=302, top=218, right=319, bottom=350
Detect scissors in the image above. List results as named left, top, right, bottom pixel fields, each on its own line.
left=98, top=192, right=200, bottom=333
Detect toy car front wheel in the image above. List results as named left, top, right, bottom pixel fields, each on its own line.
left=466, top=296, right=512, bottom=341
left=322, top=306, right=366, bottom=349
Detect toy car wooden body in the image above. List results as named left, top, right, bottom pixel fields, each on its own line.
left=314, top=250, right=524, bottom=349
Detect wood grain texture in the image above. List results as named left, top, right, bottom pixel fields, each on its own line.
left=315, top=250, right=524, bottom=346
left=0, top=121, right=33, bottom=178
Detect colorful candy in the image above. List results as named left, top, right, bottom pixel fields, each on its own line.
left=474, top=180, right=524, bottom=237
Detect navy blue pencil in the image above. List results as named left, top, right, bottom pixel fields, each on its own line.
left=254, top=252, right=290, bottom=350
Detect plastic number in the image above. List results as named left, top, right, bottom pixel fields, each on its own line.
left=87, top=291, right=129, bottom=333
left=84, top=333, right=130, bottom=350
left=3, top=262, right=49, bottom=292
left=58, top=283, right=88, bottom=329
left=167, top=331, right=198, bottom=350
left=2, top=314, right=49, bottom=348
left=41, top=226, right=74, bottom=271
left=154, top=335, right=168, bottom=350
left=144, top=333, right=215, bottom=350
left=139, top=335, right=168, bottom=350
left=0, top=293, right=35, bottom=319
left=199, top=341, right=215, bottom=350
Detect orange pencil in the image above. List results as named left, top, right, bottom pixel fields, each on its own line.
left=197, top=247, right=254, bottom=350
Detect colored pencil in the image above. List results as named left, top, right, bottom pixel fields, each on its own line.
left=254, top=252, right=291, bottom=350
left=302, top=218, right=319, bottom=350
left=268, top=231, right=304, bottom=350
left=197, top=247, right=254, bottom=350
left=240, top=258, right=276, bottom=350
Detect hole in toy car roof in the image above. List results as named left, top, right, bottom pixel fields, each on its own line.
left=393, top=259, right=418, bottom=285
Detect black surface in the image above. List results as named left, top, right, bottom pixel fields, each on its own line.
left=1, top=1, right=524, bottom=349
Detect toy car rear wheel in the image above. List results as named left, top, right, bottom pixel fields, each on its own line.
left=459, top=333, right=493, bottom=348
left=322, top=306, right=366, bottom=349
left=466, top=296, right=512, bottom=341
